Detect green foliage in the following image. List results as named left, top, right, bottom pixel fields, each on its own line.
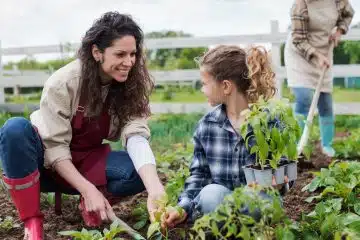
left=343, top=41, right=360, bottom=64
left=290, top=201, right=360, bottom=239
left=190, top=186, right=293, bottom=240
left=4, top=57, right=76, bottom=71
left=302, top=161, right=360, bottom=214
left=132, top=202, right=149, bottom=231
left=334, top=129, right=360, bottom=159
left=240, top=98, right=301, bottom=169
left=58, top=220, right=127, bottom=240
left=145, top=30, right=207, bottom=70
left=147, top=194, right=186, bottom=240
left=0, top=216, right=19, bottom=232
left=149, top=113, right=201, bottom=152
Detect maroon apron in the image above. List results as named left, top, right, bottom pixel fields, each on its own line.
left=45, top=100, right=111, bottom=191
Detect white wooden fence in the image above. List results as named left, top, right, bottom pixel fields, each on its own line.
left=1, top=20, right=360, bottom=114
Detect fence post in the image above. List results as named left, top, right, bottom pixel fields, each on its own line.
left=12, top=65, right=20, bottom=96
left=270, top=20, right=283, bottom=99
left=0, top=40, right=5, bottom=104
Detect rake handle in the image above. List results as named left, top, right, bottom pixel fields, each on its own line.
left=297, top=41, right=335, bottom=155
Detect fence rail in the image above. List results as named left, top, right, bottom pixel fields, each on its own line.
left=1, top=20, right=360, bottom=114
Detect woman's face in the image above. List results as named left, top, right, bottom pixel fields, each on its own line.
left=93, top=35, right=137, bottom=83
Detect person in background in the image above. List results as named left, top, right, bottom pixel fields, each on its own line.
left=284, top=0, right=354, bottom=157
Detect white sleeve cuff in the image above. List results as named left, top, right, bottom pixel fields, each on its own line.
left=126, top=135, right=156, bottom=172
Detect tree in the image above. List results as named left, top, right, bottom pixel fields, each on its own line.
left=343, top=22, right=360, bottom=64
left=145, top=31, right=207, bottom=70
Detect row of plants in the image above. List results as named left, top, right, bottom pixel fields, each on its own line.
left=187, top=160, right=360, bottom=240
left=130, top=160, right=360, bottom=240
left=1, top=99, right=360, bottom=239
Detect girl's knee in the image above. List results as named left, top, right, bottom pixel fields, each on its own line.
left=198, top=184, right=232, bottom=214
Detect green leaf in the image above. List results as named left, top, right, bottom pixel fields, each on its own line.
left=287, top=142, right=297, bottom=160
left=303, top=177, right=321, bottom=192
left=58, top=231, right=84, bottom=238
left=147, top=222, right=160, bottom=239
left=305, top=195, right=322, bottom=203
left=133, top=220, right=147, bottom=230
left=250, top=146, right=259, bottom=154
left=321, top=186, right=336, bottom=196
left=211, top=221, right=220, bottom=236
left=342, top=213, right=360, bottom=226
left=132, top=208, right=145, bottom=216
left=236, top=225, right=251, bottom=239
left=354, top=203, right=360, bottom=215
left=198, top=230, right=206, bottom=240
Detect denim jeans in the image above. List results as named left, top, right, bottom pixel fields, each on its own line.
left=0, top=117, right=145, bottom=196
left=191, top=184, right=275, bottom=222
left=292, top=87, right=333, bottom=117
left=291, top=87, right=335, bottom=152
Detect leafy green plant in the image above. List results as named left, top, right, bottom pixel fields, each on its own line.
left=132, top=202, right=149, bottom=231
left=302, top=161, right=360, bottom=215
left=0, top=216, right=20, bottom=232
left=147, top=194, right=186, bottom=240
left=334, top=129, right=360, bottom=159
left=240, top=97, right=301, bottom=169
left=190, top=186, right=293, bottom=240
left=58, top=220, right=127, bottom=240
left=290, top=200, right=360, bottom=239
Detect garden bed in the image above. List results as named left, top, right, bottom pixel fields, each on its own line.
left=0, top=145, right=333, bottom=240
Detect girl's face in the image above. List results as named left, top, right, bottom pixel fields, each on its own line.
left=92, top=35, right=137, bottom=83
left=200, top=68, right=226, bottom=107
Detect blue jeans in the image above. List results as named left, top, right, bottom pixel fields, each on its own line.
left=0, top=117, right=145, bottom=196
left=292, top=87, right=333, bottom=117
left=191, top=184, right=275, bottom=222
left=292, top=87, right=335, bottom=150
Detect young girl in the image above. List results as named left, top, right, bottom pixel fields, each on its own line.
left=164, top=45, right=286, bottom=228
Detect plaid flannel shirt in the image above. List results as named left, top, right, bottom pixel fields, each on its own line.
left=178, top=104, right=285, bottom=217
left=290, top=0, right=355, bottom=61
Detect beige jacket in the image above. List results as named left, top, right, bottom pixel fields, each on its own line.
left=30, top=60, right=151, bottom=169
left=284, top=0, right=354, bottom=92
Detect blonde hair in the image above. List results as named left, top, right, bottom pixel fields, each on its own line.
left=196, top=45, right=276, bottom=103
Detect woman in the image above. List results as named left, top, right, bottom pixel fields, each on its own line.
left=284, top=0, right=354, bottom=157
left=0, top=12, right=165, bottom=239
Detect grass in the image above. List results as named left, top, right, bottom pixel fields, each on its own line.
left=282, top=86, right=360, bottom=103
left=109, top=113, right=202, bottom=153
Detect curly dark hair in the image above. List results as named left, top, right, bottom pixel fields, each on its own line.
left=77, top=11, right=154, bottom=131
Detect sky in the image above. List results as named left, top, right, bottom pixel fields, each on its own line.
left=1, top=0, right=359, bottom=62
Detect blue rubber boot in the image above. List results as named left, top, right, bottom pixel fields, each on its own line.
left=319, top=116, right=335, bottom=157
left=295, top=112, right=306, bottom=133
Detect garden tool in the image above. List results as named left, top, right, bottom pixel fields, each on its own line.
left=297, top=41, right=335, bottom=157
left=107, top=208, right=146, bottom=240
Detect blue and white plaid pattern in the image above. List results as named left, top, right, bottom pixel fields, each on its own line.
left=178, top=104, right=284, bottom=216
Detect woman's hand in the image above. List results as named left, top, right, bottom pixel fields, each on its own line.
left=329, top=28, right=343, bottom=47
left=81, top=184, right=114, bottom=221
left=313, top=52, right=330, bottom=69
